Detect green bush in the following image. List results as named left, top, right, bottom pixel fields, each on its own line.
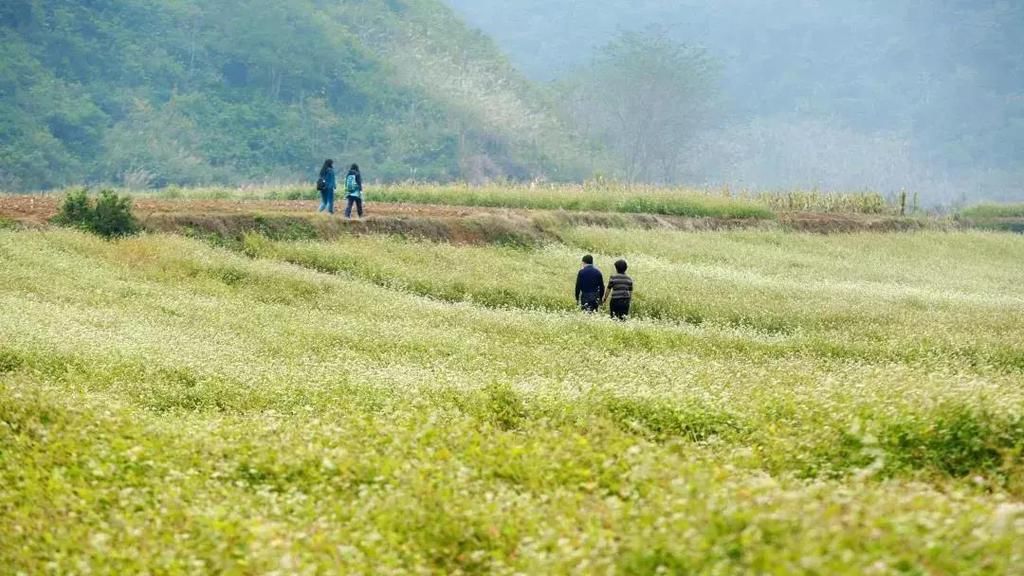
left=54, top=189, right=92, bottom=226
left=959, top=203, right=1024, bottom=219
left=53, top=189, right=140, bottom=238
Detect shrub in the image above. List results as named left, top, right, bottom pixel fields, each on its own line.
left=53, top=189, right=140, bottom=238
left=959, top=203, right=1024, bottom=219
left=93, top=190, right=141, bottom=237
left=54, top=189, right=92, bottom=227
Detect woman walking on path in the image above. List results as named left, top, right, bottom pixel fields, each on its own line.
left=317, top=159, right=337, bottom=214
left=344, top=163, right=364, bottom=219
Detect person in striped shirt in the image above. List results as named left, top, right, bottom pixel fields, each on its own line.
left=604, top=259, right=634, bottom=320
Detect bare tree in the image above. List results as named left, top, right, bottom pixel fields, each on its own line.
left=564, top=29, right=718, bottom=183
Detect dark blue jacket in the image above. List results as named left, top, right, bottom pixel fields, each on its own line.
left=575, top=265, right=605, bottom=302
left=321, top=167, right=337, bottom=193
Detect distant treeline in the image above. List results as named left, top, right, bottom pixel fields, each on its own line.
left=447, top=0, right=1024, bottom=201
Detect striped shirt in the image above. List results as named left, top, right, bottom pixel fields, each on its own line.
left=607, top=273, right=634, bottom=301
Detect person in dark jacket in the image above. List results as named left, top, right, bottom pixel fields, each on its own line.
left=343, top=163, right=364, bottom=219
left=318, top=159, right=337, bottom=214
left=575, top=254, right=605, bottom=312
left=604, top=259, right=634, bottom=320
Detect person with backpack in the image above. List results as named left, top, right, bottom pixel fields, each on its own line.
left=575, top=254, right=605, bottom=313
left=343, top=163, right=364, bottom=219
left=316, top=159, right=337, bottom=214
left=603, top=259, right=634, bottom=320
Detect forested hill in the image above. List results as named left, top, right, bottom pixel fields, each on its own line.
left=446, top=0, right=1024, bottom=201
left=0, top=0, right=589, bottom=190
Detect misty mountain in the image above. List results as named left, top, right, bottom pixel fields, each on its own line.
left=0, top=0, right=589, bottom=189
left=446, top=0, right=1024, bottom=201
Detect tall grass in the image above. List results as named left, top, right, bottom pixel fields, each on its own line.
left=242, top=230, right=1024, bottom=370
left=146, top=182, right=903, bottom=216
left=3, top=182, right=929, bottom=218
left=753, top=190, right=893, bottom=214
left=959, top=203, right=1024, bottom=219
left=368, top=183, right=778, bottom=219
left=2, top=224, right=1023, bottom=573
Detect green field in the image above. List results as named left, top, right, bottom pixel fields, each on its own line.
left=957, top=204, right=1024, bottom=234
left=147, top=183, right=897, bottom=218
left=959, top=204, right=1024, bottom=219
left=2, top=201, right=1024, bottom=573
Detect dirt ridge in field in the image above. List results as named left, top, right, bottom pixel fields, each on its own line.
left=0, top=195, right=943, bottom=242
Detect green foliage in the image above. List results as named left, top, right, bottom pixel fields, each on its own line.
left=960, top=203, right=1024, bottom=219
left=369, top=183, right=774, bottom=219
left=53, top=189, right=140, bottom=238
left=2, top=208, right=1024, bottom=571
left=883, top=405, right=1024, bottom=477
left=242, top=228, right=1024, bottom=373
left=757, top=190, right=892, bottom=214
left=91, top=191, right=140, bottom=238
left=475, top=381, right=529, bottom=431
left=956, top=203, right=1024, bottom=233
left=0, top=0, right=587, bottom=190
left=52, top=189, right=93, bottom=228
left=603, top=395, right=739, bottom=442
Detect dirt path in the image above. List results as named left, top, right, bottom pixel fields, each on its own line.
left=1, top=194, right=940, bottom=237
left=0, top=195, right=512, bottom=224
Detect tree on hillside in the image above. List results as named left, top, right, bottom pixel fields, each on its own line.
left=562, top=30, right=718, bottom=183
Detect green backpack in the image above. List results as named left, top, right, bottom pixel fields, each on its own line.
left=345, top=173, right=360, bottom=197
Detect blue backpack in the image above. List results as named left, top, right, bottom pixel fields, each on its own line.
left=345, top=173, right=360, bottom=197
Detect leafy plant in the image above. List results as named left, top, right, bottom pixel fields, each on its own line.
left=53, top=189, right=93, bottom=227
left=53, top=189, right=140, bottom=238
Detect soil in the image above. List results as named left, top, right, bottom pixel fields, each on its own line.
left=0, top=194, right=950, bottom=240
left=0, top=195, right=499, bottom=224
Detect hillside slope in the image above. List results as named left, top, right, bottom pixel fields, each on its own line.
left=445, top=0, right=1024, bottom=200
left=0, top=0, right=589, bottom=189
left=2, top=224, right=1023, bottom=572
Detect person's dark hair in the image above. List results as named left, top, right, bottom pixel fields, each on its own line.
left=615, top=259, right=628, bottom=273
left=582, top=254, right=594, bottom=265
left=349, top=163, right=360, bottom=173
left=320, top=159, right=334, bottom=177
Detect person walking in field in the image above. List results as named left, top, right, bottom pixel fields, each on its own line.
left=343, top=163, right=364, bottom=219
left=604, top=259, right=634, bottom=320
left=575, top=254, right=605, bottom=313
left=316, top=159, right=337, bottom=214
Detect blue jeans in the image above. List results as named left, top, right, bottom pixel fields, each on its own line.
left=319, top=189, right=335, bottom=214
left=345, top=196, right=363, bottom=218
left=579, top=292, right=600, bottom=313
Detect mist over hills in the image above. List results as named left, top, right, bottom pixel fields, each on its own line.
left=446, top=0, right=1024, bottom=202
left=0, top=0, right=588, bottom=190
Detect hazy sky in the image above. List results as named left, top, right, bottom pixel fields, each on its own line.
left=445, top=0, right=1024, bottom=200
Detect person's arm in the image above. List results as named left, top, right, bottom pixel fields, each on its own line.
left=356, top=172, right=363, bottom=190
left=575, top=271, right=583, bottom=303
left=597, top=272, right=606, bottom=303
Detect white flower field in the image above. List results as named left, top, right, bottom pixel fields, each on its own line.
left=2, top=204, right=1023, bottom=573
